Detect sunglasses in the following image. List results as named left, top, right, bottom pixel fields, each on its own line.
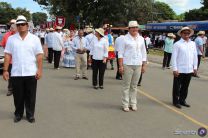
left=182, top=32, right=190, bottom=35
left=17, top=23, right=27, bottom=27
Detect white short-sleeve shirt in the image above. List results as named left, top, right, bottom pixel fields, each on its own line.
left=4, top=32, right=43, bottom=76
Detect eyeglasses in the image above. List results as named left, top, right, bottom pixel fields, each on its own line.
left=16, top=23, right=27, bottom=27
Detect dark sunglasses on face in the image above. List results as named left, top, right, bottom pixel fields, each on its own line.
left=17, top=23, right=27, bottom=27
left=182, top=32, right=190, bottom=35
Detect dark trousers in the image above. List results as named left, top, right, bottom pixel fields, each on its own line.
left=12, top=76, right=37, bottom=118
left=40, top=38, right=44, bottom=45
left=198, top=55, right=202, bottom=69
left=92, top=59, right=106, bottom=86
left=138, top=72, right=143, bottom=85
left=116, top=52, right=122, bottom=79
left=48, top=48, right=53, bottom=63
left=172, top=73, right=192, bottom=104
left=8, top=64, right=13, bottom=90
left=162, top=51, right=172, bottom=68
left=53, top=50, right=61, bottom=68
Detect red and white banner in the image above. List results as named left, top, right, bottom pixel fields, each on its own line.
left=55, top=16, right=65, bottom=27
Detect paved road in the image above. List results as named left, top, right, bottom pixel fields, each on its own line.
left=0, top=60, right=207, bottom=138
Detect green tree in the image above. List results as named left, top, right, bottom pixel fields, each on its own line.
left=15, top=7, right=31, bottom=21
left=184, top=8, right=208, bottom=21
left=0, top=2, right=16, bottom=24
left=34, top=0, right=154, bottom=27
left=32, top=12, right=48, bottom=26
left=153, top=1, right=176, bottom=21
left=0, top=2, right=31, bottom=24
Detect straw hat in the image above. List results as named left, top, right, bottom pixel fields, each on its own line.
left=16, top=15, right=27, bottom=24
left=95, top=28, right=104, bottom=37
left=177, top=27, right=194, bottom=37
left=86, top=28, right=93, bottom=33
left=167, top=33, right=174, bottom=37
left=128, top=21, right=139, bottom=28
left=56, top=26, right=62, bottom=30
left=197, top=31, right=205, bottom=35
left=49, top=28, right=54, bottom=31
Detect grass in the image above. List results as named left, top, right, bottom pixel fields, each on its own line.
left=148, top=48, right=164, bottom=56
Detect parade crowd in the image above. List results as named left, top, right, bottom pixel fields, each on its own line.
left=0, top=15, right=205, bottom=123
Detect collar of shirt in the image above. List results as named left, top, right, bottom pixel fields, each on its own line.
left=180, top=38, right=191, bottom=43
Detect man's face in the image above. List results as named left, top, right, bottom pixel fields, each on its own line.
left=181, top=30, right=191, bottom=40
left=129, top=27, right=139, bottom=36
left=16, top=23, right=28, bottom=33
left=78, top=30, right=84, bottom=37
left=10, top=24, right=17, bottom=33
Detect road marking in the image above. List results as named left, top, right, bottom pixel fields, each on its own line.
left=138, top=89, right=208, bottom=129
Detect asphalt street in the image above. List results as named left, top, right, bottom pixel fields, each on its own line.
left=0, top=60, right=207, bottom=138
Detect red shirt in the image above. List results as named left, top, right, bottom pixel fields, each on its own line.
left=1, top=31, right=15, bottom=48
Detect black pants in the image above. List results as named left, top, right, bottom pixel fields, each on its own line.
left=8, top=64, right=13, bottom=91
left=116, top=52, right=122, bottom=79
left=198, top=55, right=202, bottom=69
left=40, top=38, right=44, bottom=45
left=53, top=50, right=61, bottom=68
left=172, top=73, right=192, bottom=104
left=162, top=52, right=172, bottom=68
left=92, top=59, right=106, bottom=86
left=138, top=72, right=143, bottom=85
left=48, top=48, right=53, bottom=63
left=12, top=76, right=37, bottom=118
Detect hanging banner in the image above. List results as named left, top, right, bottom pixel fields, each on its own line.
left=55, top=16, right=66, bottom=27
left=47, top=22, right=53, bottom=28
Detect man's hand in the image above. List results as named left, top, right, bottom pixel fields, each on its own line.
left=193, top=69, right=197, bottom=76
left=35, top=69, right=42, bottom=80
left=103, top=58, right=107, bottom=64
left=141, top=65, right=146, bottom=73
left=173, top=71, right=179, bottom=77
left=119, top=66, right=124, bottom=75
left=3, top=71, right=9, bottom=81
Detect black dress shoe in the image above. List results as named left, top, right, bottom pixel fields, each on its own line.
left=14, top=116, right=22, bottom=123
left=137, top=83, right=141, bottom=86
left=27, top=117, right=35, bottom=123
left=173, top=104, right=181, bottom=109
left=180, top=102, right=190, bottom=107
left=6, top=91, right=13, bottom=96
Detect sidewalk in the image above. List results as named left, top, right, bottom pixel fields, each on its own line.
left=148, top=54, right=208, bottom=77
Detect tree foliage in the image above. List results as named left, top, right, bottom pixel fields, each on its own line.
left=0, top=2, right=31, bottom=24
left=32, top=12, right=48, bottom=26
left=34, top=0, right=176, bottom=27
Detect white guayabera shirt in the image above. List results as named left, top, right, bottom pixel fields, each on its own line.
left=5, top=32, right=43, bottom=76
left=172, top=38, right=198, bottom=73
left=118, top=33, right=147, bottom=65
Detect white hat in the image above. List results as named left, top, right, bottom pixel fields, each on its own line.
left=167, top=33, right=174, bottom=37
left=95, top=28, right=105, bottom=37
left=197, top=31, right=205, bottom=35
left=86, top=28, right=93, bottom=33
left=177, top=27, right=194, bottom=37
left=49, top=28, right=54, bottom=31
left=63, top=28, right=69, bottom=32
left=16, top=15, right=27, bottom=24
left=56, top=26, right=62, bottom=30
left=128, top=21, right=139, bottom=28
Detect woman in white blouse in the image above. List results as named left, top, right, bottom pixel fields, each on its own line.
left=89, top=28, right=109, bottom=89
